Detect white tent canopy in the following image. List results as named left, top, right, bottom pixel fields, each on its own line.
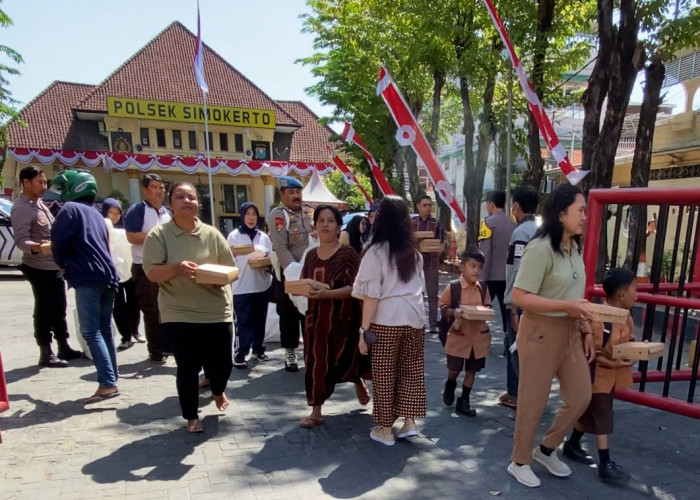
left=302, top=169, right=348, bottom=210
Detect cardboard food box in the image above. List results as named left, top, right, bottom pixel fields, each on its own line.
left=40, top=242, right=52, bottom=255
left=584, top=302, right=630, bottom=324
left=612, top=341, right=665, bottom=361
left=195, top=264, right=239, bottom=286
left=249, top=256, right=272, bottom=268
left=284, top=279, right=330, bottom=296
left=419, top=238, right=442, bottom=253
left=414, top=230, right=434, bottom=240
left=458, top=305, right=495, bottom=321
left=230, top=244, right=254, bottom=256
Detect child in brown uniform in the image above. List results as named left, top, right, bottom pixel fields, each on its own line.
left=439, top=248, right=491, bottom=417
left=563, top=267, right=637, bottom=484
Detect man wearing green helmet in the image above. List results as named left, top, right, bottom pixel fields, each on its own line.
left=50, top=170, right=121, bottom=404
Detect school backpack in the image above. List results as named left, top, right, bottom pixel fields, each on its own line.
left=437, top=279, right=488, bottom=347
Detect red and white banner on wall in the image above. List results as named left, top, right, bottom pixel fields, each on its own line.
left=480, top=0, right=587, bottom=185
left=327, top=146, right=373, bottom=209
left=341, top=122, right=395, bottom=196
left=376, top=66, right=467, bottom=224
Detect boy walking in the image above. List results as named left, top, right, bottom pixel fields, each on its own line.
left=563, top=268, right=637, bottom=484
left=439, top=248, right=492, bottom=417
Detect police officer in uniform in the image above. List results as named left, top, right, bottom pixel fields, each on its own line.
left=478, top=190, right=516, bottom=332
left=411, top=194, right=443, bottom=335
left=268, top=176, right=313, bottom=372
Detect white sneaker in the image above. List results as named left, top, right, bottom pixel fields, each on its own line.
left=507, top=462, right=541, bottom=488
left=532, top=447, right=572, bottom=477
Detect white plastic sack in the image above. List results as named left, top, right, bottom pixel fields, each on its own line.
left=264, top=306, right=281, bottom=343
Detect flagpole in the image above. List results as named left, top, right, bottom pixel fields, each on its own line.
left=202, top=90, right=215, bottom=225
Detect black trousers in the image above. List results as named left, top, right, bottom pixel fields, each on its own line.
left=233, top=290, right=268, bottom=360
left=164, top=322, right=233, bottom=421
left=113, top=279, right=141, bottom=343
left=487, top=280, right=507, bottom=332
left=132, top=264, right=168, bottom=358
left=20, top=264, right=70, bottom=347
left=272, top=275, right=305, bottom=350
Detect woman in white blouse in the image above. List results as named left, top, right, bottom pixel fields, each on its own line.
left=353, top=195, right=427, bottom=446
left=227, top=202, right=272, bottom=369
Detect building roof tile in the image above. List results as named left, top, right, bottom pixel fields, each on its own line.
left=277, top=100, right=334, bottom=164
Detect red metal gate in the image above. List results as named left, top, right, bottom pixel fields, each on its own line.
left=584, top=188, right=700, bottom=418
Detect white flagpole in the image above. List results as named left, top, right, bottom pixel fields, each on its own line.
left=202, top=90, right=215, bottom=225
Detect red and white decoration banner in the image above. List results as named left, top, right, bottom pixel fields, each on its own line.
left=376, top=66, right=467, bottom=224
left=341, top=122, right=394, bottom=196
left=327, top=147, right=372, bottom=209
left=4, top=148, right=333, bottom=177
left=480, top=0, right=587, bottom=185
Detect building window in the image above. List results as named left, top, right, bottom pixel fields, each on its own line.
left=140, top=128, right=150, bottom=147
left=155, top=129, right=166, bottom=148
left=172, top=130, right=182, bottom=149
left=188, top=130, right=197, bottom=150
left=203, top=132, right=213, bottom=150
left=234, top=133, right=244, bottom=152
left=222, top=184, right=249, bottom=213
left=219, top=133, right=229, bottom=151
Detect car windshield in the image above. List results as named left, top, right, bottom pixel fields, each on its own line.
left=0, top=198, right=12, bottom=217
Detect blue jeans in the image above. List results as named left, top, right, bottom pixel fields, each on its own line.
left=504, top=307, right=520, bottom=397
left=75, top=284, right=118, bottom=388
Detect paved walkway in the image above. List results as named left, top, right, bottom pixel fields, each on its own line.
left=0, top=267, right=697, bottom=499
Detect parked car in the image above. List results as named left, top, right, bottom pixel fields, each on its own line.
left=0, top=198, right=22, bottom=266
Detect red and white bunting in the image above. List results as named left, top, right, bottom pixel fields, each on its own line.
left=4, top=147, right=334, bottom=177
left=327, top=147, right=372, bottom=209
left=341, top=122, right=394, bottom=196
left=480, top=0, right=587, bottom=185
left=376, top=66, right=467, bottom=224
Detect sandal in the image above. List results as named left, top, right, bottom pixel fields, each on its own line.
left=498, top=392, right=517, bottom=409
left=83, top=389, right=119, bottom=405
left=370, top=426, right=395, bottom=446
left=299, top=416, right=324, bottom=428
left=397, top=425, right=419, bottom=439
left=355, top=380, right=370, bottom=406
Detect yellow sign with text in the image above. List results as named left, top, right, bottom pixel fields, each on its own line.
left=106, top=96, right=275, bottom=129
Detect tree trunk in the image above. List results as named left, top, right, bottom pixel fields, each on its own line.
left=494, top=127, right=507, bottom=191
left=624, top=58, right=665, bottom=271
left=427, top=70, right=452, bottom=232
left=523, top=0, right=555, bottom=190
left=403, top=146, right=423, bottom=202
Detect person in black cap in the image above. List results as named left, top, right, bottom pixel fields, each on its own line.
left=267, top=175, right=314, bottom=372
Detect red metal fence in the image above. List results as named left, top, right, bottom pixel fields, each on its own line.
left=584, top=188, right=700, bottom=418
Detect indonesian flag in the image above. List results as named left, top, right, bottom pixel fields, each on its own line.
left=328, top=146, right=372, bottom=209
left=376, top=66, right=467, bottom=224
left=193, top=0, right=209, bottom=93
left=341, top=122, right=395, bottom=196
left=480, top=0, right=587, bottom=185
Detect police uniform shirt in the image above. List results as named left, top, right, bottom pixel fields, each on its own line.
left=267, top=205, right=313, bottom=271
left=478, top=210, right=516, bottom=282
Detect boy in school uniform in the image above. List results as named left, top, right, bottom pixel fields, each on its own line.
left=439, top=248, right=492, bottom=417
left=563, top=267, right=637, bottom=484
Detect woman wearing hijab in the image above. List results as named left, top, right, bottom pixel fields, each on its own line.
left=226, top=202, right=272, bottom=369
left=102, top=198, right=143, bottom=351
left=339, top=215, right=367, bottom=254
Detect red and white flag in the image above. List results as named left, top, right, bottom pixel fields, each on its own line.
left=376, top=66, right=466, bottom=224
left=328, top=147, right=372, bottom=209
left=480, top=0, right=587, bottom=185
left=341, top=122, right=395, bottom=196
left=193, top=0, right=209, bottom=93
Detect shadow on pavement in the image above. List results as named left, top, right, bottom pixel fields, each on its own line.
left=115, top=394, right=215, bottom=426
left=2, top=393, right=117, bottom=431
left=2, top=364, right=41, bottom=384
left=82, top=415, right=219, bottom=483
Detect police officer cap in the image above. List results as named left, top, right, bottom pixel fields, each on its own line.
left=277, top=175, right=303, bottom=190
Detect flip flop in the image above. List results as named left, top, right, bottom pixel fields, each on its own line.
left=299, top=416, right=324, bottom=428
left=498, top=393, right=517, bottom=409
left=397, top=427, right=420, bottom=439
left=83, top=390, right=120, bottom=405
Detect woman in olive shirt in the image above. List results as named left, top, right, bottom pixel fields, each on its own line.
left=507, top=184, right=595, bottom=488
left=143, top=182, right=236, bottom=433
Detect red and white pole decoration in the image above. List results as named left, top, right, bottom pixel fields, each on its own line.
left=480, top=0, right=587, bottom=185
left=341, top=122, right=395, bottom=196
left=376, top=66, right=467, bottom=224
left=327, top=146, right=373, bottom=209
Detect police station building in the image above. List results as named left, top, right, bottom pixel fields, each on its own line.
left=4, top=22, right=334, bottom=231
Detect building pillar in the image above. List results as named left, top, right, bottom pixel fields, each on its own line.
left=682, top=78, right=700, bottom=113
left=128, top=170, right=141, bottom=204
left=262, top=175, right=276, bottom=216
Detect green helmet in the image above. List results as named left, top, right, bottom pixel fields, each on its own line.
left=50, top=170, right=98, bottom=202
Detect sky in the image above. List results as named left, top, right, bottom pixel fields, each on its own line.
left=3, top=0, right=335, bottom=120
